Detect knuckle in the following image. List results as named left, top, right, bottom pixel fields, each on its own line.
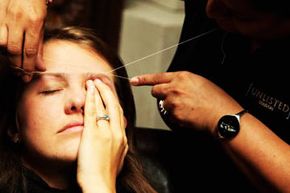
left=26, top=9, right=46, bottom=23
left=178, top=71, right=191, bottom=79
left=25, top=47, right=38, bottom=57
left=165, top=85, right=180, bottom=96
left=112, top=103, right=120, bottom=112
left=170, top=88, right=181, bottom=96
left=30, top=14, right=42, bottom=22
left=138, top=76, right=147, bottom=84
left=170, top=98, right=179, bottom=108
left=7, top=44, right=22, bottom=55
left=22, top=64, right=34, bottom=72
left=151, top=85, right=164, bottom=96
left=29, top=16, right=44, bottom=27
left=151, top=86, right=157, bottom=96
left=7, top=9, right=23, bottom=18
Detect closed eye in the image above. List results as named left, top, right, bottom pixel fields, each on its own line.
left=40, top=89, right=63, bottom=95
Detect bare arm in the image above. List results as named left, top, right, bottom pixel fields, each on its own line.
left=131, top=71, right=290, bottom=192
left=220, top=113, right=290, bottom=193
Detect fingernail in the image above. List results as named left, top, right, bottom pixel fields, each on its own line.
left=130, top=77, right=139, bottom=85
left=22, top=75, right=32, bottom=82
left=87, top=80, right=94, bottom=86
left=94, top=79, right=102, bottom=84
left=86, top=80, right=95, bottom=92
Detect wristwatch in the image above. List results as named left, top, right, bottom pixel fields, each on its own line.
left=217, top=109, right=248, bottom=139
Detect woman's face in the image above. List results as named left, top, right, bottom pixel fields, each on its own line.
left=17, top=40, right=117, bottom=164
left=206, top=0, right=290, bottom=40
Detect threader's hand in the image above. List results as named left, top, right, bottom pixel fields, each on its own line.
left=130, top=71, right=242, bottom=133
left=0, top=0, right=47, bottom=75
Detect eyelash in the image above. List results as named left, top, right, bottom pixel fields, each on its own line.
left=40, top=89, right=63, bottom=95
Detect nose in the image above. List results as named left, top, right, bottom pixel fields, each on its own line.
left=64, top=88, right=86, bottom=115
left=206, top=0, right=230, bottom=19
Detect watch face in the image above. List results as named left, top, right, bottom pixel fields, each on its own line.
left=217, top=115, right=240, bottom=139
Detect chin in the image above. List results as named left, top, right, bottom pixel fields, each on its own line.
left=60, top=154, right=78, bottom=163
left=56, top=139, right=80, bottom=161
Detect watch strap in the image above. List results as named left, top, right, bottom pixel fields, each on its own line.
left=235, top=109, right=248, bottom=120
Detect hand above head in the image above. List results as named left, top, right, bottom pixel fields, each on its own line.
left=77, top=79, right=128, bottom=193
left=0, top=0, right=47, bottom=73
left=131, top=71, right=243, bottom=134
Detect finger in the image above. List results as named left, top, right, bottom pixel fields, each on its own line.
left=35, top=30, right=46, bottom=71
left=93, top=80, right=110, bottom=129
left=120, top=108, right=126, bottom=137
left=0, top=25, right=8, bottom=46
left=22, top=74, right=33, bottom=83
left=151, top=83, right=170, bottom=98
left=130, top=72, right=176, bottom=86
left=94, top=79, right=123, bottom=137
left=7, top=28, right=24, bottom=67
left=23, top=26, right=42, bottom=72
left=84, top=80, right=97, bottom=129
left=118, top=144, right=129, bottom=174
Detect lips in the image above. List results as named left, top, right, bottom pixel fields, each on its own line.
left=58, top=122, right=84, bottom=133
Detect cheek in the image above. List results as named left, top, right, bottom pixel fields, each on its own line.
left=17, top=96, right=62, bottom=135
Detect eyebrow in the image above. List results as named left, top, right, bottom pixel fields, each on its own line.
left=10, top=66, right=116, bottom=82
left=84, top=72, right=113, bottom=81
left=31, top=72, right=67, bottom=82
left=31, top=72, right=113, bottom=83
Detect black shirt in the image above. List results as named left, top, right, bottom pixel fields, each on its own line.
left=9, top=168, right=130, bottom=193
left=24, top=168, right=78, bottom=193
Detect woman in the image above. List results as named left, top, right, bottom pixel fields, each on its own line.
left=0, top=27, right=157, bottom=193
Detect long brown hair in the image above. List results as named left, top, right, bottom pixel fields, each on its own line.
left=0, top=27, right=156, bottom=193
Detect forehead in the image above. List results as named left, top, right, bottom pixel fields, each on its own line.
left=43, top=40, right=114, bottom=77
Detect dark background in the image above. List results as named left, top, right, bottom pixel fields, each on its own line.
left=46, top=0, right=125, bottom=52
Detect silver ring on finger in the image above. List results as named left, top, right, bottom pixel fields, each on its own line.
left=96, top=114, right=110, bottom=122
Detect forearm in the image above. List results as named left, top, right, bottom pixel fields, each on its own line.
left=218, top=113, right=290, bottom=192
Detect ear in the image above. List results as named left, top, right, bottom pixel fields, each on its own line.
left=7, top=112, right=21, bottom=143
left=7, top=129, right=20, bottom=144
